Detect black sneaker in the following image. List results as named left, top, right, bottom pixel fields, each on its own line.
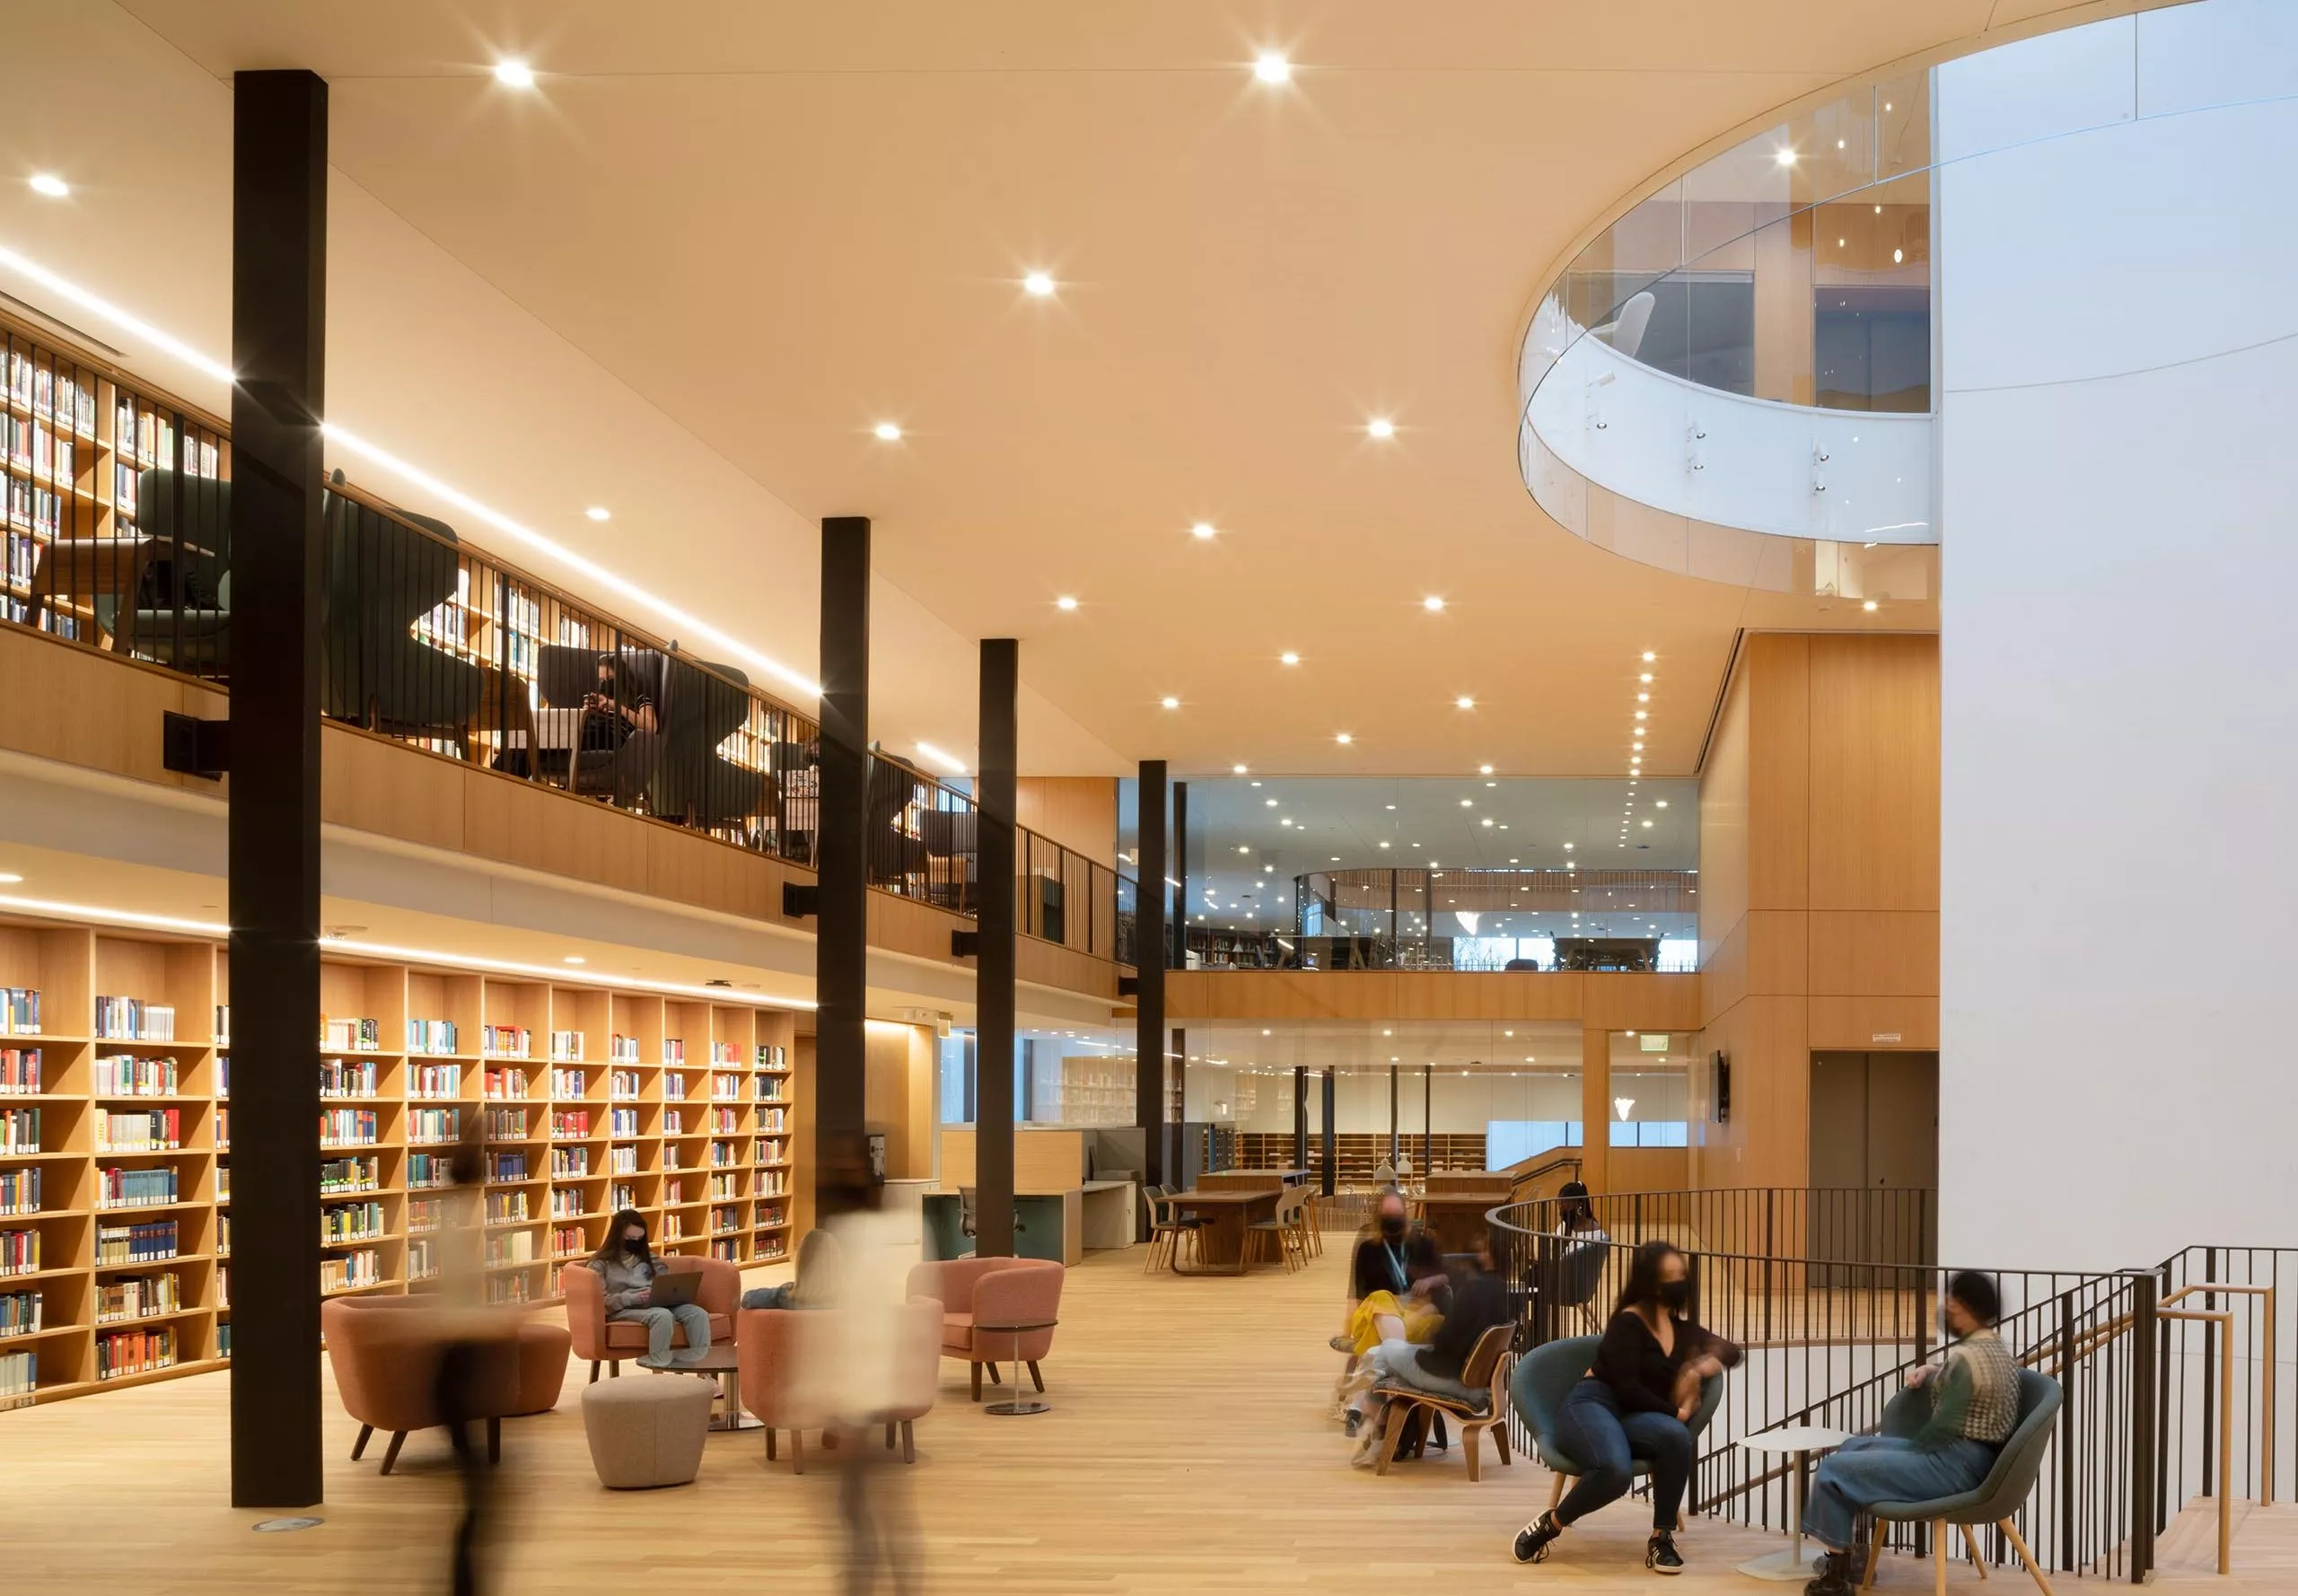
left=1513, top=1511, right=1564, bottom=1565
left=1646, top=1533, right=1685, bottom=1575
left=1344, top=1409, right=1363, bottom=1440
left=1804, top=1549, right=1856, bottom=1596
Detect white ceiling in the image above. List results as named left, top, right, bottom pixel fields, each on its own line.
left=0, top=2, right=2048, bottom=776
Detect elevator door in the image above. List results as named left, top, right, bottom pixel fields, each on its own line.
left=1808, top=1050, right=1938, bottom=1276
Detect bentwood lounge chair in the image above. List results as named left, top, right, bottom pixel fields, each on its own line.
left=1861, top=1371, right=2062, bottom=1594
left=1373, top=1320, right=1518, bottom=1481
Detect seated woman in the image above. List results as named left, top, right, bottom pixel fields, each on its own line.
left=1555, top=1180, right=1609, bottom=1241
left=740, top=1226, right=838, bottom=1311
left=589, top=1208, right=713, bottom=1370
left=1802, top=1272, right=2020, bottom=1595
left=1512, top=1241, right=1741, bottom=1576
left=1347, top=1232, right=1513, bottom=1465
left=1335, top=1189, right=1445, bottom=1357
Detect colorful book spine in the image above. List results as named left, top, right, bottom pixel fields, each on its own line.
left=610, top=1069, right=641, bottom=1101
left=549, top=1145, right=590, bottom=1178
left=0, top=1229, right=37, bottom=1275
left=549, top=1067, right=585, bottom=1098
left=0, top=1288, right=40, bottom=1337
left=481, top=1025, right=530, bottom=1058
left=407, top=1238, right=436, bottom=1281
left=1, top=1107, right=40, bottom=1153
left=94, top=1272, right=179, bottom=1322
left=94, top=997, right=175, bottom=1041
left=408, top=1062, right=462, bottom=1099
left=96, top=1167, right=179, bottom=1209
left=320, top=1016, right=382, bottom=1051
left=93, top=1220, right=178, bottom=1265
left=320, top=1250, right=381, bottom=1293
left=93, top=1109, right=181, bottom=1152
left=0, top=987, right=39, bottom=1036
left=319, top=1155, right=380, bottom=1194
left=663, top=1072, right=689, bottom=1101
left=552, top=1224, right=586, bottom=1258
left=551, top=1109, right=591, bottom=1139
left=0, top=1346, right=35, bottom=1399
left=487, top=1151, right=528, bottom=1183
left=0, top=1048, right=39, bottom=1093
left=96, top=1325, right=176, bottom=1380
left=610, top=1107, right=638, bottom=1138
left=485, top=1231, right=534, bottom=1267
left=407, top=1153, right=452, bottom=1188
left=661, top=1038, right=685, bottom=1065
left=550, top=1188, right=585, bottom=1218
left=756, top=1044, right=786, bottom=1069
left=712, top=1042, right=741, bottom=1067
left=318, top=1057, right=378, bottom=1098
left=92, top=1054, right=176, bottom=1095
left=610, top=1145, right=637, bottom=1174
left=318, top=1108, right=379, bottom=1148
left=484, top=1066, right=530, bottom=1100
left=321, top=1200, right=386, bottom=1244
left=609, top=1034, right=639, bottom=1063
left=406, top=1019, right=460, bottom=1056
left=0, top=1167, right=39, bottom=1215
left=712, top=1072, right=743, bottom=1101
left=548, top=1030, right=583, bottom=1063
left=408, top=1108, right=462, bottom=1146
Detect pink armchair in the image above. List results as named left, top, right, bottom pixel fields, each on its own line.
left=561, top=1254, right=739, bottom=1382
left=320, top=1296, right=521, bottom=1475
left=906, top=1257, right=1065, bottom=1400
left=734, top=1307, right=822, bottom=1470
left=736, top=1299, right=943, bottom=1469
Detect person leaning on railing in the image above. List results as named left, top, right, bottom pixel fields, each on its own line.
left=1801, top=1271, right=2019, bottom=1596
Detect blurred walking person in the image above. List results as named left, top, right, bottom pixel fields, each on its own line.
left=431, top=1115, right=496, bottom=1596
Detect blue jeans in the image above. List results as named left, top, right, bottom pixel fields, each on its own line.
left=1364, top=1337, right=1482, bottom=1405
left=613, top=1302, right=713, bottom=1368
left=1803, top=1434, right=1999, bottom=1550
left=741, top=1283, right=798, bottom=1311
left=1552, top=1379, right=1694, bottom=1530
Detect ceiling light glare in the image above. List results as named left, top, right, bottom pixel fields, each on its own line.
left=1160, top=696, right=1180, bottom=709
left=1055, top=594, right=1079, bottom=610
left=1478, top=764, right=1495, bottom=775
left=561, top=955, right=586, bottom=965
left=1022, top=271, right=1056, bottom=297
left=873, top=421, right=902, bottom=441
left=1191, top=522, right=1217, bottom=540
left=1280, top=652, right=1299, bottom=665
left=584, top=505, right=612, bottom=522
left=1335, top=732, right=1353, bottom=744
left=916, top=741, right=969, bottom=775
left=1863, top=599, right=1880, bottom=611
left=1775, top=148, right=1797, bottom=166
left=1367, top=417, right=1397, bottom=440
left=1642, top=651, right=1656, bottom=662
left=494, top=59, right=537, bottom=88
left=1232, top=764, right=1248, bottom=775
left=1655, top=800, right=1669, bottom=809
left=29, top=174, right=69, bottom=198
left=1455, top=696, right=1475, bottom=710
left=1422, top=596, right=1444, bottom=613
left=1253, top=52, right=1292, bottom=84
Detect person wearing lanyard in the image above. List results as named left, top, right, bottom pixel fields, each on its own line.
left=1329, top=1190, right=1445, bottom=1417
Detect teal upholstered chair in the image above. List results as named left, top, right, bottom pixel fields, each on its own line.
left=1860, top=1370, right=2061, bottom=1593
left=1509, top=1332, right=1724, bottom=1519
left=114, top=468, right=232, bottom=671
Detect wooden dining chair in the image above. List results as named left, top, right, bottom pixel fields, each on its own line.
left=1373, top=1322, right=1517, bottom=1482
left=1144, top=1186, right=1201, bottom=1275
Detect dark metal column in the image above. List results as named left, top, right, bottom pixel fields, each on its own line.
left=1135, top=760, right=1167, bottom=1189
left=1171, top=779, right=1188, bottom=969
left=1171, top=1027, right=1187, bottom=1179
left=228, top=67, right=328, bottom=1509
left=1293, top=1065, right=1308, bottom=1172
left=1423, top=1064, right=1433, bottom=1179
left=975, top=638, right=1019, bottom=1256
left=1390, top=1064, right=1400, bottom=1166
left=815, top=517, right=871, bottom=1209
left=1320, top=1069, right=1337, bottom=1197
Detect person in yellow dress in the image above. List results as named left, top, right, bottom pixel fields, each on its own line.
left=1331, top=1189, right=1446, bottom=1426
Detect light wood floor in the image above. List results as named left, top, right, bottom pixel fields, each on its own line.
left=1, top=1244, right=2274, bottom=1593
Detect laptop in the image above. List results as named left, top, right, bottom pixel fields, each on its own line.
left=646, top=1270, right=701, bottom=1309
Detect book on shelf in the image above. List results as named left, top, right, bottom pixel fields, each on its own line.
left=217, top=1057, right=228, bottom=1098
left=485, top=1189, right=530, bottom=1223
left=408, top=1107, right=463, bottom=1145
left=548, top=1030, right=583, bottom=1063
left=94, top=1219, right=177, bottom=1265
left=710, top=1107, right=741, bottom=1135
left=487, top=1151, right=528, bottom=1183
left=0, top=1047, right=39, bottom=1093
left=485, top=1107, right=528, bottom=1141
left=320, top=1250, right=381, bottom=1293
left=711, top=1042, right=741, bottom=1067
left=759, top=1106, right=788, bottom=1134
left=485, top=1231, right=535, bottom=1267
left=94, top=1271, right=179, bottom=1322
left=609, top=1069, right=641, bottom=1101
left=319, top=1108, right=380, bottom=1148
left=610, top=1181, right=636, bottom=1211
left=408, top=1062, right=461, bottom=1099
left=93, top=1053, right=177, bottom=1096
left=93, top=1108, right=181, bottom=1152
left=217, top=1321, right=231, bottom=1358
left=96, top=1324, right=178, bottom=1381
left=709, top=1138, right=742, bottom=1168
left=710, top=1206, right=741, bottom=1236
left=406, top=1153, right=452, bottom=1189
left=480, top=1025, right=530, bottom=1058
left=608, top=1034, right=639, bottom=1064
left=548, top=1066, right=585, bottom=1098
left=1, top=1287, right=41, bottom=1337
left=660, top=1211, right=685, bottom=1242
left=610, top=1145, right=636, bottom=1174
left=487, top=1274, right=532, bottom=1306
left=549, top=1145, right=590, bottom=1178
left=711, top=1072, right=743, bottom=1101
left=408, top=1237, right=436, bottom=1281
left=215, top=1162, right=229, bottom=1199
left=319, top=1154, right=380, bottom=1193
left=662, top=1108, right=686, bottom=1135
left=406, top=1018, right=460, bottom=1055
left=408, top=1196, right=443, bottom=1233
left=0, top=1228, right=37, bottom=1275
left=552, top=1224, right=586, bottom=1258
left=709, top=1238, right=740, bottom=1262
left=1, top=1346, right=35, bottom=1399
left=215, top=1004, right=230, bottom=1047
left=318, top=1058, right=379, bottom=1098
left=610, top=1107, right=637, bottom=1138
left=97, top=1167, right=179, bottom=1209
left=663, top=1070, right=689, bottom=1101
left=756, top=1044, right=787, bottom=1069
left=216, top=1213, right=227, bottom=1256
left=321, top=1016, right=382, bottom=1051
left=0, top=1106, right=38, bottom=1153
left=662, top=1039, right=685, bottom=1065
left=662, top=1144, right=682, bottom=1171
left=483, top=1066, right=530, bottom=1101
left=551, top=1109, right=591, bottom=1139
left=549, top=1188, right=585, bottom=1218
left=94, top=996, right=175, bottom=1041
left=321, top=1200, right=386, bottom=1244
left=0, top=1166, right=39, bottom=1215
left=709, top=1172, right=740, bottom=1200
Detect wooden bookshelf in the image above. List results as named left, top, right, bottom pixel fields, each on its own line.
left=0, top=914, right=799, bottom=1408
left=1231, top=1130, right=1490, bottom=1185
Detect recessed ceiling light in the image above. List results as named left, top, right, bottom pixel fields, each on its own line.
left=1232, top=764, right=1248, bottom=775
left=1776, top=148, right=1798, bottom=166
left=1250, top=780, right=1262, bottom=786
left=28, top=174, right=69, bottom=198
left=1253, top=52, right=1292, bottom=84
left=494, top=59, right=537, bottom=88
left=1642, top=651, right=1656, bottom=662
left=1643, top=820, right=1654, bottom=829
left=1280, top=652, right=1300, bottom=665
left=1636, top=711, right=1648, bottom=721
left=1161, top=696, right=1180, bottom=709
left=1022, top=271, right=1057, bottom=297
left=1368, top=417, right=1397, bottom=440
left=1385, top=803, right=1396, bottom=810
left=1455, top=696, right=1475, bottom=710
left=1863, top=599, right=1879, bottom=611
left=584, top=505, right=613, bottom=522
left=1056, top=594, right=1079, bottom=610
left=562, top=955, right=586, bottom=965
left=1238, top=846, right=1250, bottom=855
left=1637, top=692, right=1650, bottom=703
left=1655, top=800, right=1669, bottom=809
left=1640, top=672, right=1653, bottom=684
left=1482, top=818, right=1495, bottom=828
left=873, top=422, right=902, bottom=441
left=1265, top=798, right=1278, bottom=808
left=1459, top=799, right=1472, bottom=808
left=1191, top=522, right=1217, bottom=540
left=1336, top=732, right=1353, bottom=744
left=1421, top=595, right=1446, bottom=613
left=0, top=873, right=22, bottom=884
left=1377, top=841, right=1390, bottom=849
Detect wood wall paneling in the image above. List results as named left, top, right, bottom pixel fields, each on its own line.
left=1804, top=995, right=1940, bottom=1051
left=1744, top=910, right=1810, bottom=996
left=1014, top=777, right=1118, bottom=868
left=1747, top=635, right=1811, bottom=912
left=1580, top=1026, right=1610, bottom=1194
left=1806, top=635, right=1941, bottom=912
left=1804, top=912, right=1938, bottom=997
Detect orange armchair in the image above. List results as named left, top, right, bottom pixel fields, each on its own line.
left=905, top=1257, right=1065, bottom=1400
left=562, top=1254, right=739, bottom=1382
left=734, top=1307, right=826, bottom=1470
left=737, top=1300, right=943, bottom=1469
left=321, top=1296, right=521, bottom=1475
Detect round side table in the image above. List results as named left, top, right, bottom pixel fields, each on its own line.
left=978, top=1320, right=1057, bottom=1417
left=1734, top=1424, right=1851, bottom=1580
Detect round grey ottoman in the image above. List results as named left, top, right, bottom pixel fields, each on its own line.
left=581, top=1373, right=715, bottom=1488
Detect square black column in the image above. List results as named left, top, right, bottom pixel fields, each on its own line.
left=974, top=639, right=1018, bottom=1255
left=1134, top=760, right=1167, bottom=1189
left=227, top=67, right=329, bottom=1509
left=815, top=517, right=870, bottom=1206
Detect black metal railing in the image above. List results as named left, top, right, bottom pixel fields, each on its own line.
left=1487, top=1196, right=2291, bottom=1585
left=1, top=310, right=1136, bottom=959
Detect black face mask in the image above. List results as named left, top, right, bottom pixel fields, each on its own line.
left=1658, top=1280, right=1691, bottom=1311
left=1379, top=1215, right=1406, bottom=1241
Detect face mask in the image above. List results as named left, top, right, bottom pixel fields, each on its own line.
left=1658, top=1280, right=1691, bottom=1310
left=1380, top=1215, right=1406, bottom=1241
left=624, top=1232, right=647, bottom=1250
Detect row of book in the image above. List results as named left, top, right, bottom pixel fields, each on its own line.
left=320, top=1250, right=381, bottom=1293
left=2, top=1107, right=39, bottom=1153
left=408, top=1197, right=443, bottom=1234
left=1, top=412, right=74, bottom=484
left=4, top=482, right=64, bottom=540
left=710, top=1239, right=741, bottom=1263
left=408, top=1238, right=435, bottom=1281
left=552, top=1225, right=586, bottom=1258
left=322, top=1016, right=382, bottom=1051
left=213, top=1108, right=228, bottom=1152
left=96, top=1220, right=176, bottom=1265
left=216, top=1163, right=228, bottom=1199
left=610, top=1069, right=643, bottom=1101
left=663, top=1109, right=689, bottom=1135
left=549, top=1147, right=589, bottom=1178
left=320, top=1155, right=381, bottom=1194
left=407, top=1019, right=460, bottom=1056
left=0, top=987, right=39, bottom=1037
left=0, top=1167, right=38, bottom=1215
left=484, top=1067, right=531, bottom=1101
left=94, top=996, right=175, bottom=1041
left=96, top=1324, right=177, bottom=1380
left=0, top=1288, right=39, bottom=1337
left=489, top=1152, right=528, bottom=1183
left=319, top=1058, right=379, bottom=1098
left=711, top=1207, right=743, bottom=1235
left=94, top=1271, right=179, bottom=1322
left=409, top=1063, right=461, bottom=1099
left=548, top=1030, right=584, bottom=1062
left=485, top=1231, right=534, bottom=1267
left=608, top=1034, right=641, bottom=1064
left=485, top=1190, right=530, bottom=1223
left=98, top=1167, right=178, bottom=1209
left=481, top=1024, right=530, bottom=1057
left=92, top=1054, right=176, bottom=1096
left=0, top=1229, right=36, bottom=1275
left=1, top=1347, right=35, bottom=1397
left=610, top=1146, right=638, bottom=1174
left=319, top=1108, right=379, bottom=1148
left=549, top=1188, right=587, bottom=1217
left=610, top=1108, right=639, bottom=1137
left=321, top=1201, right=386, bottom=1244
left=93, top=1109, right=180, bottom=1152
left=551, top=1109, right=592, bottom=1139
left=549, top=1067, right=586, bottom=1097
left=5, top=350, right=99, bottom=432
left=485, top=1108, right=528, bottom=1140
left=407, top=1153, right=455, bottom=1188
left=712, top=1107, right=742, bottom=1134
left=409, top=1108, right=462, bottom=1145
left=0, top=1047, right=39, bottom=1092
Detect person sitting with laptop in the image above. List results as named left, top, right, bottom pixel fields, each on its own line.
left=590, top=1208, right=714, bottom=1370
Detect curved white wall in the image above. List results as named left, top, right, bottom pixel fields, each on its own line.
left=1937, top=1, right=2298, bottom=1268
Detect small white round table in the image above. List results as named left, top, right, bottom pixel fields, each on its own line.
left=1734, top=1425, right=1851, bottom=1581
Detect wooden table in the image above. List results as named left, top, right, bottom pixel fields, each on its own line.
left=1165, top=1188, right=1280, bottom=1275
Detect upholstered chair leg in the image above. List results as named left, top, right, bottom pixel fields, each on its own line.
left=351, top=1423, right=373, bottom=1460
left=793, top=1430, right=805, bottom=1476
left=986, top=1363, right=1002, bottom=1383
left=379, top=1432, right=407, bottom=1475
left=588, top=1361, right=600, bottom=1385
left=609, top=1360, right=620, bottom=1378
left=1934, top=1522, right=1949, bottom=1596
left=1863, top=1535, right=1882, bottom=1589
left=486, top=1416, right=500, bottom=1464
left=1028, top=1359, right=1045, bottom=1392
left=885, top=1422, right=897, bottom=1450
left=1961, top=1524, right=1989, bottom=1576
left=766, top=1428, right=777, bottom=1461
left=970, top=1363, right=982, bottom=1401
left=1998, top=1520, right=2057, bottom=1596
